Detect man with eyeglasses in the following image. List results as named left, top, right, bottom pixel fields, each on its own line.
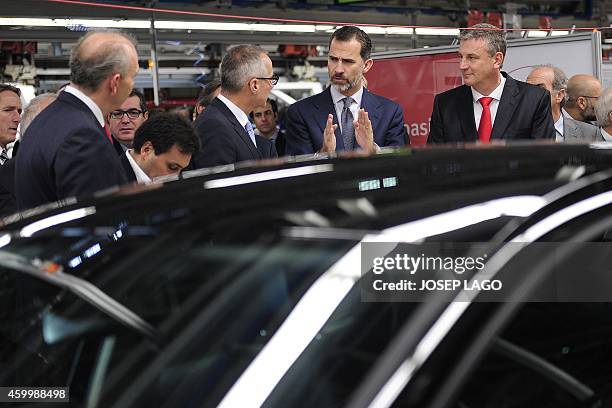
left=564, top=74, right=602, bottom=124
left=285, top=26, right=407, bottom=155
left=191, top=44, right=277, bottom=168
left=108, top=89, right=149, bottom=153
left=526, top=65, right=598, bottom=143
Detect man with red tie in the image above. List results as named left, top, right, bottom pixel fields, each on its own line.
left=428, top=23, right=555, bottom=144
left=15, top=30, right=139, bottom=210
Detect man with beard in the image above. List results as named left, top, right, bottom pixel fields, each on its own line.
left=564, top=74, right=601, bottom=124
left=285, top=26, right=407, bottom=155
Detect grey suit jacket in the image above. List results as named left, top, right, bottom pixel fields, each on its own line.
left=563, top=117, right=599, bottom=143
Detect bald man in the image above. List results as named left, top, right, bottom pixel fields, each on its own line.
left=16, top=30, right=139, bottom=209
left=527, top=65, right=598, bottom=143
left=564, top=74, right=602, bottom=123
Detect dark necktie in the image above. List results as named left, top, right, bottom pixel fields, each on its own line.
left=478, top=97, right=494, bottom=143
left=0, top=149, right=8, bottom=165
left=341, top=97, right=355, bottom=150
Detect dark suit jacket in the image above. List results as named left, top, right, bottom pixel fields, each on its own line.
left=119, top=153, right=137, bottom=183
left=284, top=87, right=407, bottom=155
left=15, top=91, right=127, bottom=210
left=428, top=72, right=555, bottom=143
left=275, top=129, right=287, bottom=157
left=191, top=98, right=277, bottom=169
left=0, top=159, right=16, bottom=217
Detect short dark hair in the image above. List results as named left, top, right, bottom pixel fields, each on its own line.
left=249, top=98, right=278, bottom=120
left=197, top=79, right=221, bottom=108
left=129, top=89, right=147, bottom=112
left=133, top=112, right=200, bottom=155
left=329, top=26, right=372, bottom=60
left=0, top=84, right=21, bottom=98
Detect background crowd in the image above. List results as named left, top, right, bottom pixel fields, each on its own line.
left=0, top=23, right=608, bottom=216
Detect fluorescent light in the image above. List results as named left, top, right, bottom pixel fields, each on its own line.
left=527, top=30, right=548, bottom=37
left=550, top=30, right=569, bottom=36
left=385, top=27, right=414, bottom=35
left=20, top=207, right=96, bottom=238
left=361, top=26, right=388, bottom=35
left=415, top=28, right=459, bottom=36
left=0, top=18, right=413, bottom=35
left=204, top=165, right=334, bottom=189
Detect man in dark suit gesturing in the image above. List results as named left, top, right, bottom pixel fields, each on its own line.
left=191, top=45, right=277, bottom=169
left=428, top=23, right=555, bottom=144
left=16, top=30, right=139, bottom=210
left=285, top=26, right=407, bottom=155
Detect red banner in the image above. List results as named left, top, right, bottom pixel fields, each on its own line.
left=366, top=52, right=461, bottom=146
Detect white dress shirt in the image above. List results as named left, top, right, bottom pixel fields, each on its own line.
left=64, top=85, right=105, bottom=127
left=601, top=127, right=612, bottom=142
left=330, top=86, right=364, bottom=134
left=554, top=115, right=564, bottom=142
left=471, top=74, right=506, bottom=132
left=217, top=94, right=256, bottom=147
left=125, top=150, right=151, bottom=184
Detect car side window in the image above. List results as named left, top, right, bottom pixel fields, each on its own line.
left=457, top=303, right=612, bottom=407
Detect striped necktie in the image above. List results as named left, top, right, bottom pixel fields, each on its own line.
left=341, top=97, right=355, bottom=150
left=0, top=149, right=9, bottom=165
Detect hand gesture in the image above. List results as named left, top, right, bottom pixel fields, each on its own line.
left=354, top=109, right=375, bottom=154
left=319, top=114, right=337, bottom=153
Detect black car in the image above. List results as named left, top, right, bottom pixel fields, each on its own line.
left=2, top=144, right=612, bottom=407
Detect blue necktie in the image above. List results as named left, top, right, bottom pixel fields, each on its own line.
left=245, top=122, right=257, bottom=147
left=341, top=97, right=355, bottom=150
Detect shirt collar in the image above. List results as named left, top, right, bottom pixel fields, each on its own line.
left=64, top=85, right=105, bottom=127
left=126, top=150, right=152, bottom=184
left=601, top=127, right=612, bottom=142
left=255, top=126, right=279, bottom=141
left=554, top=115, right=564, bottom=137
left=471, top=73, right=506, bottom=103
left=217, top=94, right=250, bottom=128
left=330, top=85, right=364, bottom=107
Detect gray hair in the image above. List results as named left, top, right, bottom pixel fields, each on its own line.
left=21, top=93, right=57, bottom=136
left=220, top=45, right=268, bottom=93
left=70, top=30, right=137, bottom=92
left=459, top=23, right=506, bottom=61
left=595, top=88, right=612, bottom=127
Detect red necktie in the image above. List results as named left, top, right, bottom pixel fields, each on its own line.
left=103, top=124, right=114, bottom=145
left=478, top=97, right=494, bottom=143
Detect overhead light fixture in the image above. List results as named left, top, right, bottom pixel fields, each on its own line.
left=527, top=30, right=548, bottom=38
left=415, top=28, right=459, bottom=36
left=0, top=18, right=419, bottom=36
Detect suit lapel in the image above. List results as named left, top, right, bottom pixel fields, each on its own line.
left=361, top=88, right=381, bottom=128
left=458, top=86, right=477, bottom=141
left=491, top=74, right=519, bottom=140
left=212, top=98, right=261, bottom=159
left=315, top=88, right=344, bottom=150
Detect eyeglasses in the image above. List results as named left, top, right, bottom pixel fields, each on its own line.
left=109, top=109, right=145, bottom=120
left=255, top=74, right=279, bottom=86
left=579, top=95, right=600, bottom=100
